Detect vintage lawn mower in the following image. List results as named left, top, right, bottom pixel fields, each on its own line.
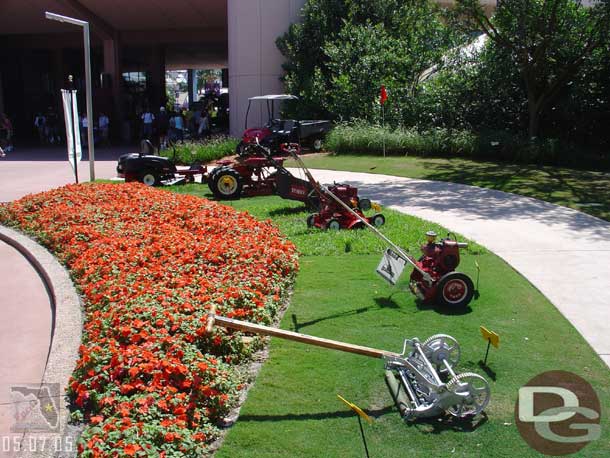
left=206, top=306, right=491, bottom=420
left=207, top=141, right=317, bottom=204
left=273, top=153, right=475, bottom=307
left=237, top=94, right=332, bottom=155
left=117, top=140, right=207, bottom=186
left=281, top=143, right=386, bottom=230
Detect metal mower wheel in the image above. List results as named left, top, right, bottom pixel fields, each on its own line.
left=359, top=198, right=372, bottom=211
left=212, top=168, right=242, bottom=199
left=139, top=170, right=160, bottom=186
left=436, top=272, right=474, bottom=308
left=446, top=372, right=491, bottom=418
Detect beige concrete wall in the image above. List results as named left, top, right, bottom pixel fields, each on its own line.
left=228, top=0, right=306, bottom=137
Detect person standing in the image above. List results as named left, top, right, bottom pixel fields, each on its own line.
left=0, top=113, right=14, bottom=153
left=141, top=108, right=155, bottom=140
left=157, top=107, right=169, bottom=148
left=170, top=110, right=184, bottom=143
left=34, top=113, right=46, bottom=144
left=80, top=113, right=88, bottom=146
left=98, top=112, right=110, bottom=146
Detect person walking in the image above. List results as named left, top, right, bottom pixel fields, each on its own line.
left=141, top=108, right=155, bottom=140
left=169, top=110, right=184, bottom=143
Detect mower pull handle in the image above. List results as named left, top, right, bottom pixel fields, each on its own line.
left=206, top=304, right=217, bottom=333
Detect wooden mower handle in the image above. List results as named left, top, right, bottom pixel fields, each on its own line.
left=205, top=306, right=397, bottom=360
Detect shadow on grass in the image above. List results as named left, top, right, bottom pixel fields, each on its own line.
left=268, top=205, right=308, bottom=217
left=235, top=405, right=395, bottom=423
left=410, top=412, right=488, bottom=434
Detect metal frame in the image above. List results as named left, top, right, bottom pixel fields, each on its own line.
left=45, top=11, right=95, bottom=181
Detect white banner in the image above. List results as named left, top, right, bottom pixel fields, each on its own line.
left=61, top=89, right=82, bottom=172
left=376, top=248, right=407, bottom=285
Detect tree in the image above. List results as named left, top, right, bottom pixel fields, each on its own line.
left=456, top=0, right=610, bottom=139
left=276, top=0, right=459, bottom=123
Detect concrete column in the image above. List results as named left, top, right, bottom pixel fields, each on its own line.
left=228, top=0, right=306, bottom=136
left=148, top=46, right=166, bottom=112
left=103, top=36, right=122, bottom=138
left=187, top=69, right=197, bottom=105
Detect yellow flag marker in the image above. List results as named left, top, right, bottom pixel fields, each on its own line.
left=337, top=394, right=373, bottom=425
left=371, top=202, right=381, bottom=212
left=480, top=326, right=500, bottom=348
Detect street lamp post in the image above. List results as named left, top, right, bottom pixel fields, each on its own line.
left=45, top=11, right=95, bottom=182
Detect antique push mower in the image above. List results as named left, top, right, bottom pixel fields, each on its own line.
left=281, top=143, right=386, bottom=230
left=206, top=306, right=491, bottom=420
left=274, top=154, right=475, bottom=307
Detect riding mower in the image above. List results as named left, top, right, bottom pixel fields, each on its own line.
left=117, top=140, right=206, bottom=186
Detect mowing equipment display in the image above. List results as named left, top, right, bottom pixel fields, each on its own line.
left=206, top=307, right=491, bottom=420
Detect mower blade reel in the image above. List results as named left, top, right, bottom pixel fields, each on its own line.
left=385, top=370, right=415, bottom=418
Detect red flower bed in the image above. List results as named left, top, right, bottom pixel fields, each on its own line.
left=0, top=183, right=298, bottom=457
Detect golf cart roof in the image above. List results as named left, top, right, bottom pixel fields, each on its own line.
left=248, top=94, right=298, bottom=101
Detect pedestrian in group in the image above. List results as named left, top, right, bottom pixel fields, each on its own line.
left=141, top=108, right=155, bottom=140
left=34, top=112, right=46, bottom=144
left=157, top=107, right=169, bottom=148
left=0, top=113, right=14, bottom=153
left=169, top=111, right=184, bottom=143
left=45, top=107, right=60, bottom=144
left=98, top=112, right=110, bottom=146
left=80, top=113, right=89, bottom=146
left=198, top=109, right=210, bottom=138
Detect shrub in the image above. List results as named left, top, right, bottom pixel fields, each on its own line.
left=326, top=121, right=477, bottom=157
left=160, top=137, right=239, bottom=165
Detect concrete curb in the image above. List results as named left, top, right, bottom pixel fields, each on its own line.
left=0, top=225, right=82, bottom=457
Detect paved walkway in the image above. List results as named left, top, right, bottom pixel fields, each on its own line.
left=294, top=168, right=610, bottom=368
left=0, top=241, right=52, bottom=439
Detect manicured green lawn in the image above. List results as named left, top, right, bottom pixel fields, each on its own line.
left=171, top=186, right=610, bottom=458
left=285, top=153, right=610, bottom=222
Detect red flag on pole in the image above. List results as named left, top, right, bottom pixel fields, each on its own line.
left=380, top=85, right=388, bottom=105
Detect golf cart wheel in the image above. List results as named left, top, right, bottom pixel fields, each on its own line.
left=359, top=198, right=372, bottom=211
left=371, top=213, right=386, bottom=227
left=446, top=372, right=491, bottom=418
left=139, top=170, right=160, bottom=187
left=437, top=272, right=474, bottom=308
left=312, top=138, right=323, bottom=152
left=306, top=213, right=318, bottom=228
left=326, top=218, right=341, bottom=230
left=212, top=168, right=243, bottom=199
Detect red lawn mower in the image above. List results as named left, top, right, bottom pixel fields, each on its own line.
left=281, top=143, right=385, bottom=230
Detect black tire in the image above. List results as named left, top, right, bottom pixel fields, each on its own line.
left=312, top=137, right=323, bottom=152
left=207, top=166, right=227, bottom=194
left=371, top=213, right=385, bottom=227
left=436, top=272, right=475, bottom=308
left=212, top=168, right=242, bottom=199
left=139, top=170, right=160, bottom=187
left=306, top=214, right=317, bottom=228
left=326, top=218, right=341, bottom=230
left=359, top=198, right=372, bottom=211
